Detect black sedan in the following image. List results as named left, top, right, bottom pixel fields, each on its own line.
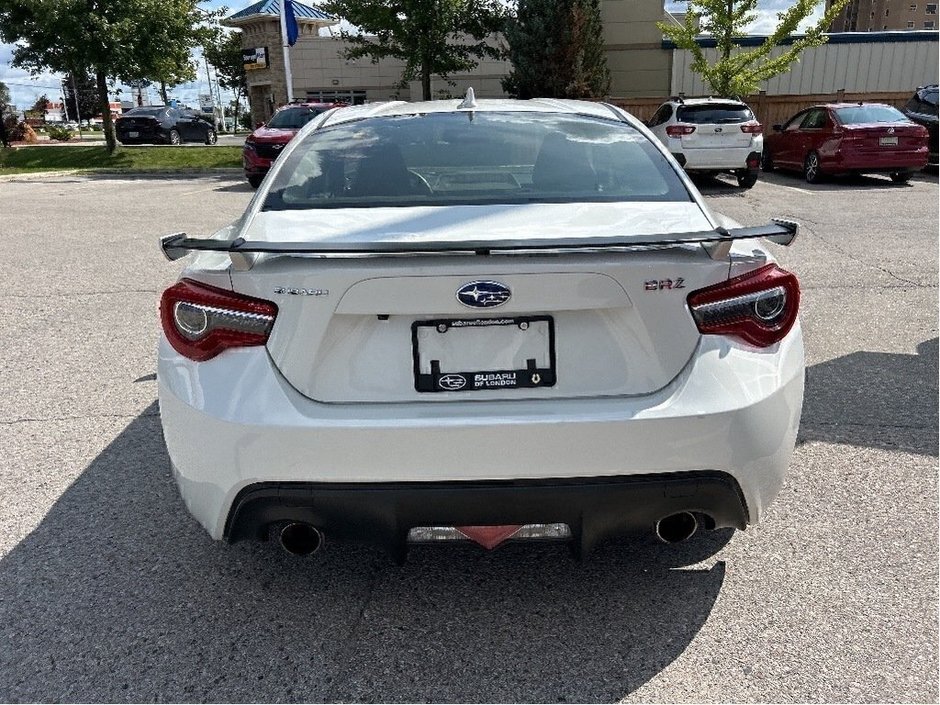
left=116, top=107, right=217, bottom=146
left=902, top=85, right=938, bottom=165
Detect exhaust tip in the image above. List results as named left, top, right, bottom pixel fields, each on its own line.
left=655, top=512, right=698, bottom=544
left=279, top=522, right=324, bottom=556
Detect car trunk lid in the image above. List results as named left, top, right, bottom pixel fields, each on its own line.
left=228, top=202, right=730, bottom=403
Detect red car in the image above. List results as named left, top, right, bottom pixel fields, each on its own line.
left=762, top=103, right=929, bottom=184
left=243, top=102, right=345, bottom=188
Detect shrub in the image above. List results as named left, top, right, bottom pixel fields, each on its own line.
left=46, top=125, right=75, bottom=141
left=9, top=122, right=38, bottom=143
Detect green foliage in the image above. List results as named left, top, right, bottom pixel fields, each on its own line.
left=0, top=0, right=207, bottom=151
left=0, top=145, right=242, bottom=173
left=502, top=0, right=610, bottom=100
left=321, top=0, right=508, bottom=100
left=63, top=72, right=99, bottom=120
left=658, top=0, right=851, bottom=97
left=204, top=23, right=249, bottom=125
left=30, top=94, right=50, bottom=113
left=0, top=81, right=11, bottom=114
left=46, top=125, right=76, bottom=141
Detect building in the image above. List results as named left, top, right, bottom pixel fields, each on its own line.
left=827, top=0, right=938, bottom=31
left=224, top=0, right=939, bottom=126
left=223, top=0, right=684, bottom=123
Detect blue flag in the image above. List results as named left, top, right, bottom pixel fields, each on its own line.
left=284, top=0, right=299, bottom=46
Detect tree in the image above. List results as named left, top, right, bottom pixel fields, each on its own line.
left=63, top=72, right=99, bottom=121
left=659, top=0, right=851, bottom=97
left=0, top=0, right=207, bottom=152
left=29, top=95, right=50, bottom=114
left=502, top=0, right=610, bottom=100
left=204, top=28, right=249, bottom=129
left=321, top=0, right=508, bottom=100
left=0, top=81, right=11, bottom=148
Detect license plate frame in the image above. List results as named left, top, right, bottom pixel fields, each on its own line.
left=880, top=135, right=898, bottom=146
left=412, top=315, right=556, bottom=393
left=128, top=131, right=139, bottom=138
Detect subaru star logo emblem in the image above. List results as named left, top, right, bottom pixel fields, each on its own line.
left=456, top=281, right=511, bottom=308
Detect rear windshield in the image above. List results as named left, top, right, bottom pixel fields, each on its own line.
left=262, top=111, right=690, bottom=210
left=125, top=108, right=165, bottom=117
left=267, top=107, right=327, bottom=129
left=676, top=104, right=753, bottom=124
left=835, top=105, right=908, bottom=124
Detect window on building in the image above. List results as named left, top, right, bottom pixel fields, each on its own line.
left=306, top=90, right=368, bottom=105
left=925, top=19, right=936, bottom=26
left=927, top=3, right=937, bottom=13
left=908, top=19, right=916, bottom=25
left=910, top=3, right=917, bottom=9
left=885, top=8, right=890, bottom=15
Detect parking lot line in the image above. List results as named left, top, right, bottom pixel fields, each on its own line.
left=770, top=183, right=815, bottom=195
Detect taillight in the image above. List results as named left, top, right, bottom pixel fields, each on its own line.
left=160, top=279, right=277, bottom=361
left=666, top=124, right=696, bottom=137
left=740, top=121, right=763, bottom=134
left=687, top=265, right=800, bottom=348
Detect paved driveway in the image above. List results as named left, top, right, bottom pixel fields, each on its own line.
left=0, top=170, right=936, bottom=702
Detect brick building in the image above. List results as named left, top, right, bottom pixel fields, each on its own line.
left=827, top=0, right=938, bottom=31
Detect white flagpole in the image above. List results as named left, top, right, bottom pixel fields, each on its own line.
left=279, top=0, right=295, bottom=102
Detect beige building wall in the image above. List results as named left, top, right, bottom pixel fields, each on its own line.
left=603, top=0, right=675, bottom=97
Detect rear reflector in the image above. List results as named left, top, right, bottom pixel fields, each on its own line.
left=160, top=279, right=277, bottom=361
left=666, top=124, right=696, bottom=137
left=740, top=121, right=763, bottom=134
left=687, top=265, right=800, bottom=348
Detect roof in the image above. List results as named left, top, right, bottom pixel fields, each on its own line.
left=223, top=0, right=334, bottom=25
left=322, top=98, right=629, bottom=128
left=662, top=29, right=938, bottom=50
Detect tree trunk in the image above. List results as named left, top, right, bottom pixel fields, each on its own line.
left=96, top=70, right=116, bottom=154
left=160, top=81, right=169, bottom=104
left=421, top=62, right=431, bottom=101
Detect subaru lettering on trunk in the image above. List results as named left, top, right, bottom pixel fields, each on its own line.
left=158, top=91, right=805, bottom=562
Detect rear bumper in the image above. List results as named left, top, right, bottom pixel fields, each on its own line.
left=225, top=472, right=748, bottom=557
left=824, top=149, right=929, bottom=172
left=670, top=140, right=763, bottom=171
left=158, top=325, right=805, bottom=542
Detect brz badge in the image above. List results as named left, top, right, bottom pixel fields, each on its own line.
left=645, top=278, right=685, bottom=291
left=438, top=374, right=467, bottom=391
left=456, top=281, right=511, bottom=308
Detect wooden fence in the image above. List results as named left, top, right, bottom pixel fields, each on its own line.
left=609, top=90, right=913, bottom=128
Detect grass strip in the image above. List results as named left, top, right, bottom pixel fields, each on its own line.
left=0, top=145, right=242, bottom=174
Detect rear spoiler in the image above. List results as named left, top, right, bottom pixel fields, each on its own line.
left=160, top=219, right=798, bottom=270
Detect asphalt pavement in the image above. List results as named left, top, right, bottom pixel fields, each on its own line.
left=0, top=168, right=936, bottom=702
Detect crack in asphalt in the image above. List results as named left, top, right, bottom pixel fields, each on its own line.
left=803, top=223, right=925, bottom=287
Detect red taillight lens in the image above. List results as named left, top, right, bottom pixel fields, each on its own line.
left=666, top=124, right=696, bottom=137
left=687, top=265, right=800, bottom=348
left=740, top=121, right=763, bottom=134
left=160, top=279, right=278, bottom=361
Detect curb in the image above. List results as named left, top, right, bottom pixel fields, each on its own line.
left=0, top=168, right=243, bottom=182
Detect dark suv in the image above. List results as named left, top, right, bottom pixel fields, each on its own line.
left=116, top=107, right=217, bottom=146
left=902, top=85, right=938, bottom=165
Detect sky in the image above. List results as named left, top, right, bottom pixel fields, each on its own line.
left=1, top=0, right=825, bottom=114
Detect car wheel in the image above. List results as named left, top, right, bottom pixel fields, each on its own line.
left=803, top=151, right=822, bottom=184
left=247, top=174, right=264, bottom=189
left=205, top=129, right=217, bottom=146
left=737, top=171, right=759, bottom=189
left=760, top=151, right=774, bottom=173
left=169, top=129, right=181, bottom=146
left=890, top=170, right=912, bottom=184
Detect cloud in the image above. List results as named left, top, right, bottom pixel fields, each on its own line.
left=665, top=0, right=827, bottom=33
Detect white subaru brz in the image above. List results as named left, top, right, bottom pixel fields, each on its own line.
left=158, top=95, right=804, bottom=561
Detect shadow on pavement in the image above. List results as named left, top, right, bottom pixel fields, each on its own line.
left=799, top=338, right=938, bottom=455
left=0, top=402, right=729, bottom=703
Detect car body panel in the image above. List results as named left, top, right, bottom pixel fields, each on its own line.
left=116, top=107, right=213, bottom=145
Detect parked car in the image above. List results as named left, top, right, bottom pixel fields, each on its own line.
left=902, top=85, right=938, bottom=165
left=243, top=101, right=345, bottom=188
left=646, top=97, right=763, bottom=189
left=158, top=95, right=804, bottom=561
left=116, top=106, right=217, bottom=146
left=762, top=103, right=929, bottom=183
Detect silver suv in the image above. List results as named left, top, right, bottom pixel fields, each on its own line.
left=646, top=97, right=763, bottom=189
